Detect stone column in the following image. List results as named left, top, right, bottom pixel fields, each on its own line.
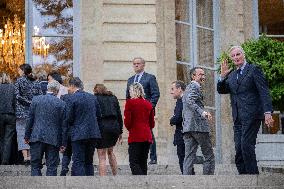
left=79, top=0, right=104, bottom=92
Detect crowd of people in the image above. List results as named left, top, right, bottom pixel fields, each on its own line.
left=0, top=46, right=275, bottom=176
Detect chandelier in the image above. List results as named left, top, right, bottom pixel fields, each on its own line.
left=0, top=14, right=25, bottom=79
left=0, top=14, right=50, bottom=79
left=33, top=26, right=50, bottom=58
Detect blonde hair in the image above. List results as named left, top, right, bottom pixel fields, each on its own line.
left=129, top=82, right=145, bottom=98
left=0, top=73, right=12, bottom=84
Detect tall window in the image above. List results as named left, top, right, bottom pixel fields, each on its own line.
left=259, top=0, right=284, bottom=41
left=27, top=0, right=73, bottom=77
left=175, top=0, right=220, bottom=156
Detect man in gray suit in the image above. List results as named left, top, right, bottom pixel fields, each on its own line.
left=25, top=81, right=67, bottom=176
left=182, top=67, right=215, bottom=175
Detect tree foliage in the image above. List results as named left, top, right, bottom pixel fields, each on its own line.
left=242, top=36, right=284, bottom=111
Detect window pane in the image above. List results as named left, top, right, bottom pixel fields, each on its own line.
left=0, top=0, right=25, bottom=80
left=176, top=23, right=191, bottom=63
left=32, top=36, right=73, bottom=73
left=32, top=0, right=73, bottom=35
left=202, top=69, right=215, bottom=107
left=177, top=63, right=192, bottom=84
left=197, top=0, right=213, bottom=28
left=259, top=0, right=284, bottom=41
left=197, top=28, right=214, bottom=68
left=175, top=0, right=190, bottom=22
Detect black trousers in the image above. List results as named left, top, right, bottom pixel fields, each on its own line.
left=128, top=142, right=150, bottom=175
left=233, top=117, right=261, bottom=174
left=176, top=141, right=185, bottom=174
left=0, top=114, right=16, bottom=164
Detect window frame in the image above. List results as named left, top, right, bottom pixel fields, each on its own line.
left=175, top=0, right=222, bottom=163
left=25, top=0, right=80, bottom=76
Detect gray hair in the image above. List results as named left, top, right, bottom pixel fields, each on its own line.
left=129, top=82, right=145, bottom=98
left=229, top=46, right=245, bottom=56
left=47, top=80, right=61, bottom=94
left=132, top=57, right=145, bottom=64
left=0, top=73, right=12, bottom=84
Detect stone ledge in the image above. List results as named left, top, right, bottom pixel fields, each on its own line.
left=0, top=175, right=284, bottom=189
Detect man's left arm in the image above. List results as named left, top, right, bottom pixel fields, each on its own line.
left=253, top=66, right=274, bottom=126
left=170, top=101, right=183, bottom=126
left=253, top=66, right=273, bottom=113
left=149, top=75, right=160, bottom=108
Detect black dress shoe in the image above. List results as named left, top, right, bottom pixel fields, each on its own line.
left=148, top=160, right=157, bottom=165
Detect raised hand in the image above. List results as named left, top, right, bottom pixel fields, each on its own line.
left=221, top=59, right=232, bottom=78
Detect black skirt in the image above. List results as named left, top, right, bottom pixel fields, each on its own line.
left=96, top=131, right=119, bottom=149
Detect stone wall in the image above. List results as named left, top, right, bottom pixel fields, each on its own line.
left=77, top=0, right=256, bottom=165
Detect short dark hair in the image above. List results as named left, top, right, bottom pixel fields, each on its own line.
left=68, top=77, right=83, bottom=89
left=48, top=72, right=63, bottom=84
left=172, top=80, right=186, bottom=91
left=189, top=67, right=203, bottom=81
left=19, top=64, right=32, bottom=76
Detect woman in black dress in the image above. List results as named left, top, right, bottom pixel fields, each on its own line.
left=94, top=84, right=123, bottom=176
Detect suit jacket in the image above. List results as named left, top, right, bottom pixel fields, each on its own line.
left=0, top=84, right=15, bottom=114
left=15, top=76, right=43, bottom=119
left=182, top=81, right=210, bottom=133
left=67, top=90, right=102, bottom=141
left=95, top=94, right=123, bottom=135
left=25, top=93, right=67, bottom=147
left=126, top=72, right=160, bottom=108
left=217, top=63, right=273, bottom=122
left=170, top=98, right=184, bottom=145
left=60, top=94, right=73, bottom=136
left=124, top=98, right=155, bottom=143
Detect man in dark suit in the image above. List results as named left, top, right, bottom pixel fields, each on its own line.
left=126, top=57, right=160, bottom=164
left=0, top=73, right=16, bottom=165
left=25, top=81, right=67, bottom=176
left=170, top=80, right=186, bottom=174
left=182, top=67, right=215, bottom=175
left=217, top=46, right=274, bottom=174
left=67, top=77, right=102, bottom=176
left=59, top=93, right=73, bottom=176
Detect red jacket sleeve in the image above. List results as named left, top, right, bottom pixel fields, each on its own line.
left=149, top=108, right=155, bottom=129
left=124, top=100, right=132, bottom=131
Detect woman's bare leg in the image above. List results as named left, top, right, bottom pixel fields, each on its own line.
left=97, top=149, right=107, bottom=176
left=107, top=147, right=118, bottom=176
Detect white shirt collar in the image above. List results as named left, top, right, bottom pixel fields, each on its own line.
left=191, top=80, right=200, bottom=88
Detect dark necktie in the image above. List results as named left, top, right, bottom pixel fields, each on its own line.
left=134, top=74, right=139, bottom=83
left=237, top=69, right=242, bottom=83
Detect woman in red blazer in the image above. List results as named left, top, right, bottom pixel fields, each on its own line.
left=124, top=82, right=155, bottom=175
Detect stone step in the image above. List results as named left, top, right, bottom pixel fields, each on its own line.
left=0, top=164, right=239, bottom=176
left=1, top=175, right=284, bottom=188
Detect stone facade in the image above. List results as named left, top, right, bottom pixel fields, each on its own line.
left=77, top=0, right=256, bottom=165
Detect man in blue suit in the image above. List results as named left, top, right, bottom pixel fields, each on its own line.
left=67, top=77, right=102, bottom=176
left=25, top=81, right=67, bottom=176
left=126, top=57, right=160, bottom=164
left=217, top=46, right=274, bottom=174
